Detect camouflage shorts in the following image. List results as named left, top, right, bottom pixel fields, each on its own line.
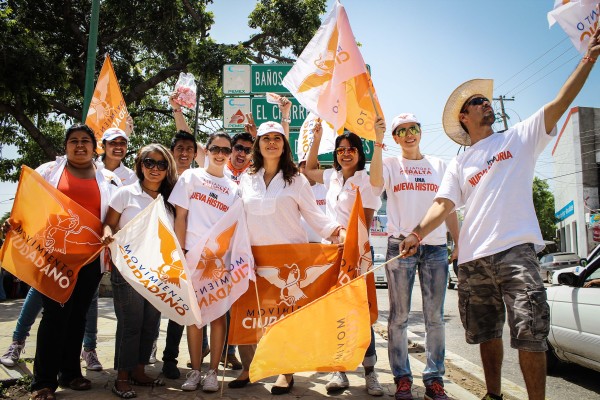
left=458, top=243, right=549, bottom=352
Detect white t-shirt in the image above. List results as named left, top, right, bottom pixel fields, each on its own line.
left=169, top=168, right=239, bottom=249
left=109, top=182, right=174, bottom=229
left=323, top=168, right=382, bottom=228
left=436, top=107, right=556, bottom=264
left=303, top=183, right=328, bottom=243
left=383, top=155, right=448, bottom=245
left=113, top=163, right=137, bottom=186
left=224, top=163, right=248, bottom=185
left=240, top=169, right=339, bottom=246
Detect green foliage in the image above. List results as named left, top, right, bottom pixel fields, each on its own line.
left=533, top=177, right=557, bottom=241
left=0, top=0, right=327, bottom=181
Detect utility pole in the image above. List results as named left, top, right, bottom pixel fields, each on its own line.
left=493, top=95, right=514, bottom=131
left=82, top=0, right=100, bottom=122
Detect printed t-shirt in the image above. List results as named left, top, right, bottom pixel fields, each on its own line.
left=436, top=107, right=556, bottom=264
left=169, top=168, right=239, bottom=250
left=302, top=183, right=328, bottom=242
left=382, top=155, right=448, bottom=245
left=109, top=182, right=174, bottom=229
left=57, top=168, right=101, bottom=219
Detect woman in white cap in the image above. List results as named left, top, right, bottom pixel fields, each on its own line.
left=168, top=132, right=239, bottom=393
left=99, top=125, right=137, bottom=186
left=230, top=121, right=344, bottom=395
left=101, top=144, right=177, bottom=398
left=304, top=120, right=386, bottom=397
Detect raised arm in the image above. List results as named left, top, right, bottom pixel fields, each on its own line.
left=369, top=116, right=386, bottom=188
left=304, top=121, right=325, bottom=184
left=544, top=28, right=599, bottom=134
left=170, top=93, right=192, bottom=134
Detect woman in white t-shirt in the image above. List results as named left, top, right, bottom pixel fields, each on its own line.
left=168, top=133, right=239, bottom=393
left=229, top=121, right=344, bottom=395
left=304, top=122, right=386, bottom=396
left=99, top=126, right=137, bottom=186
left=101, top=144, right=178, bottom=398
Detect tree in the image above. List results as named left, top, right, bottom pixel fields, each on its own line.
left=0, top=0, right=327, bottom=181
left=533, top=177, right=557, bottom=241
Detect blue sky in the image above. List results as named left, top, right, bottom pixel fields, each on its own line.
left=1, top=0, right=598, bottom=215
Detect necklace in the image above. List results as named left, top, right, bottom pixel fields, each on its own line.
left=141, top=184, right=160, bottom=193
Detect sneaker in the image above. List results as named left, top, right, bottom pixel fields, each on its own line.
left=202, top=369, right=219, bottom=392
left=181, top=369, right=202, bottom=391
left=0, top=341, right=25, bottom=367
left=424, top=380, right=448, bottom=400
left=162, top=361, right=181, bottom=379
left=365, top=371, right=384, bottom=396
left=325, top=371, right=350, bottom=392
left=221, top=354, right=243, bottom=370
left=81, top=349, right=103, bottom=371
left=148, top=340, right=157, bottom=364
left=394, top=377, right=413, bottom=400
left=481, top=394, right=503, bottom=400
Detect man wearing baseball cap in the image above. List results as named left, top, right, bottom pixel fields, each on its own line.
left=398, top=29, right=600, bottom=400
left=370, top=114, right=459, bottom=400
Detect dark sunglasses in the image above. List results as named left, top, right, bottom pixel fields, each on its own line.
left=208, top=145, right=232, bottom=155
left=462, top=97, right=490, bottom=112
left=142, top=158, right=168, bottom=171
left=335, top=146, right=358, bottom=156
left=233, top=144, right=251, bottom=155
left=394, top=125, right=421, bottom=137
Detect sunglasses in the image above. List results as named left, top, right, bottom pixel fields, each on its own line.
left=208, top=145, right=232, bottom=155
left=461, top=97, right=490, bottom=112
left=142, top=158, right=168, bottom=171
left=394, top=125, right=421, bottom=137
left=335, top=146, right=358, bottom=156
left=233, top=144, right=251, bottom=155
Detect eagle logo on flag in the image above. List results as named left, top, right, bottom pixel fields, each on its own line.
left=154, top=219, right=186, bottom=287
left=260, top=262, right=334, bottom=306
left=195, top=222, right=237, bottom=281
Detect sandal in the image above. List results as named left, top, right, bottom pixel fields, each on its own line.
left=128, top=377, right=164, bottom=387
left=30, top=388, right=56, bottom=400
left=112, top=380, right=137, bottom=399
left=59, top=376, right=91, bottom=391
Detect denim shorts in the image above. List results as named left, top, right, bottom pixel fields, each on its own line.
left=457, top=243, right=549, bottom=352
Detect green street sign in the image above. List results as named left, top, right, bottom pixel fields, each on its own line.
left=251, top=97, right=307, bottom=128
left=250, top=64, right=292, bottom=94
left=289, top=131, right=375, bottom=163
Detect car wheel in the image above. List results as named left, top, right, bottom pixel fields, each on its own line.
left=447, top=276, right=455, bottom=290
left=546, top=340, right=560, bottom=374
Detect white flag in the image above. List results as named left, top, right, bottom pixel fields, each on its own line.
left=109, top=197, right=203, bottom=326
left=185, top=198, right=255, bottom=327
left=296, top=112, right=337, bottom=162
left=548, top=1, right=599, bottom=53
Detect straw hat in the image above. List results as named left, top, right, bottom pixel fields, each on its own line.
left=442, top=79, right=493, bottom=146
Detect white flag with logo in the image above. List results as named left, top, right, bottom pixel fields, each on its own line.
left=185, top=198, right=255, bottom=327
left=548, top=0, right=599, bottom=53
left=109, top=197, right=202, bottom=326
left=297, top=112, right=337, bottom=161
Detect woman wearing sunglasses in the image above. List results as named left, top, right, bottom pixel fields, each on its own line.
left=304, top=121, right=386, bottom=397
left=101, top=144, right=178, bottom=398
left=230, top=121, right=344, bottom=395
left=168, top=132, right=239, bottom=393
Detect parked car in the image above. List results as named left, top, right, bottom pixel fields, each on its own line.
left=372, top=253, right=387, bottom=288
left=550, top=244, right=600, bottom=285
left=448, top=260, right=458, bottom=289
left=546, top=256, right=600, bottom=373
left=539, top=252, right=581, bottom=282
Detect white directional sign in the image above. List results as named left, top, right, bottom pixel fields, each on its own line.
left=223, top=97, right=251, bottom=130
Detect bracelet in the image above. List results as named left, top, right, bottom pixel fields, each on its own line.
left=172, top=108, right=182, bottom=113
left=281, top=117, right=291, bottom=123
left=583, top=56, right=596, bottom=64
left=409, top=231, right=422, bottom=243
left=374, top=142, right=386, bottom=150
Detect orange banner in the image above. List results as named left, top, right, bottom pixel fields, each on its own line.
left=0, top=166, right=103, bottom=303
left=84, top=54, right=129, bottom=149
left=228, top=243, right=340, bottom=345
left=249, top=276, right=371, bottom=381
left=336, top=190, right=378, bottom=323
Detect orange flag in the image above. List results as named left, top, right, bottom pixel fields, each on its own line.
left=282, top=0, right=384, bottom=140
left=0, top=166, right=103, bottom=303
left=84, top=54, right=129, bottom=149
left=336, top=190, right=378, bottom=323
left=228, top=243, right=340, bottom=345
left=249, top=276, right=371, bottom=382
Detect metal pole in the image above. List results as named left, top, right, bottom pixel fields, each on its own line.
left=82, top=0, right=100, bottom=122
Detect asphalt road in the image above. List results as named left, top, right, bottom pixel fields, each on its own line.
left=374, top=278, right=600, bottom=399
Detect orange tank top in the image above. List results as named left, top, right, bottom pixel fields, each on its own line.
left=57, top=168, right=101, bottom=219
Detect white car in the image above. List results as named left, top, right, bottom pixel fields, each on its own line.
left=448, top=261, right=458, bottom=289
left=372, top=253, right=387, bottom=288
left=546, top=256, right=600, bottom=373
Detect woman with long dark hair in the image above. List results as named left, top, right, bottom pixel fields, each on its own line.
left=102, top=144, right=178, bottom=398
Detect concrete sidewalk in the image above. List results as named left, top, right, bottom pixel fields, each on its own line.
left=0, top=297, right=477, bottom=399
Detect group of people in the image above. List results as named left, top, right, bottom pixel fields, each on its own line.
left=0, top=28, right=598, bottom=400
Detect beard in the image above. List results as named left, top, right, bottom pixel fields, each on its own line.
left=480, top=110, right=496, bottom=127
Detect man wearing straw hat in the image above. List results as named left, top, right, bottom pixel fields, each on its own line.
left=398, top=29, right=599, bottom=400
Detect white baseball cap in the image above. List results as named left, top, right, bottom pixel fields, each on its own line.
left=391, top=113, right=420, bottom=134
left=101, top=128, right=128, bottom=142
left=257, top=121, right=285, bottom=137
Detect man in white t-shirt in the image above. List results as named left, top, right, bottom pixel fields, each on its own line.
left=370, top=114, right=459, bottom=400
left=398, top=31, right=599, bottom=400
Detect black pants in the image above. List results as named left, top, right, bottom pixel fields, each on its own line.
left=31, top=258, right=102, bottom=391
left=162, top=319, right=185, bottom=364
